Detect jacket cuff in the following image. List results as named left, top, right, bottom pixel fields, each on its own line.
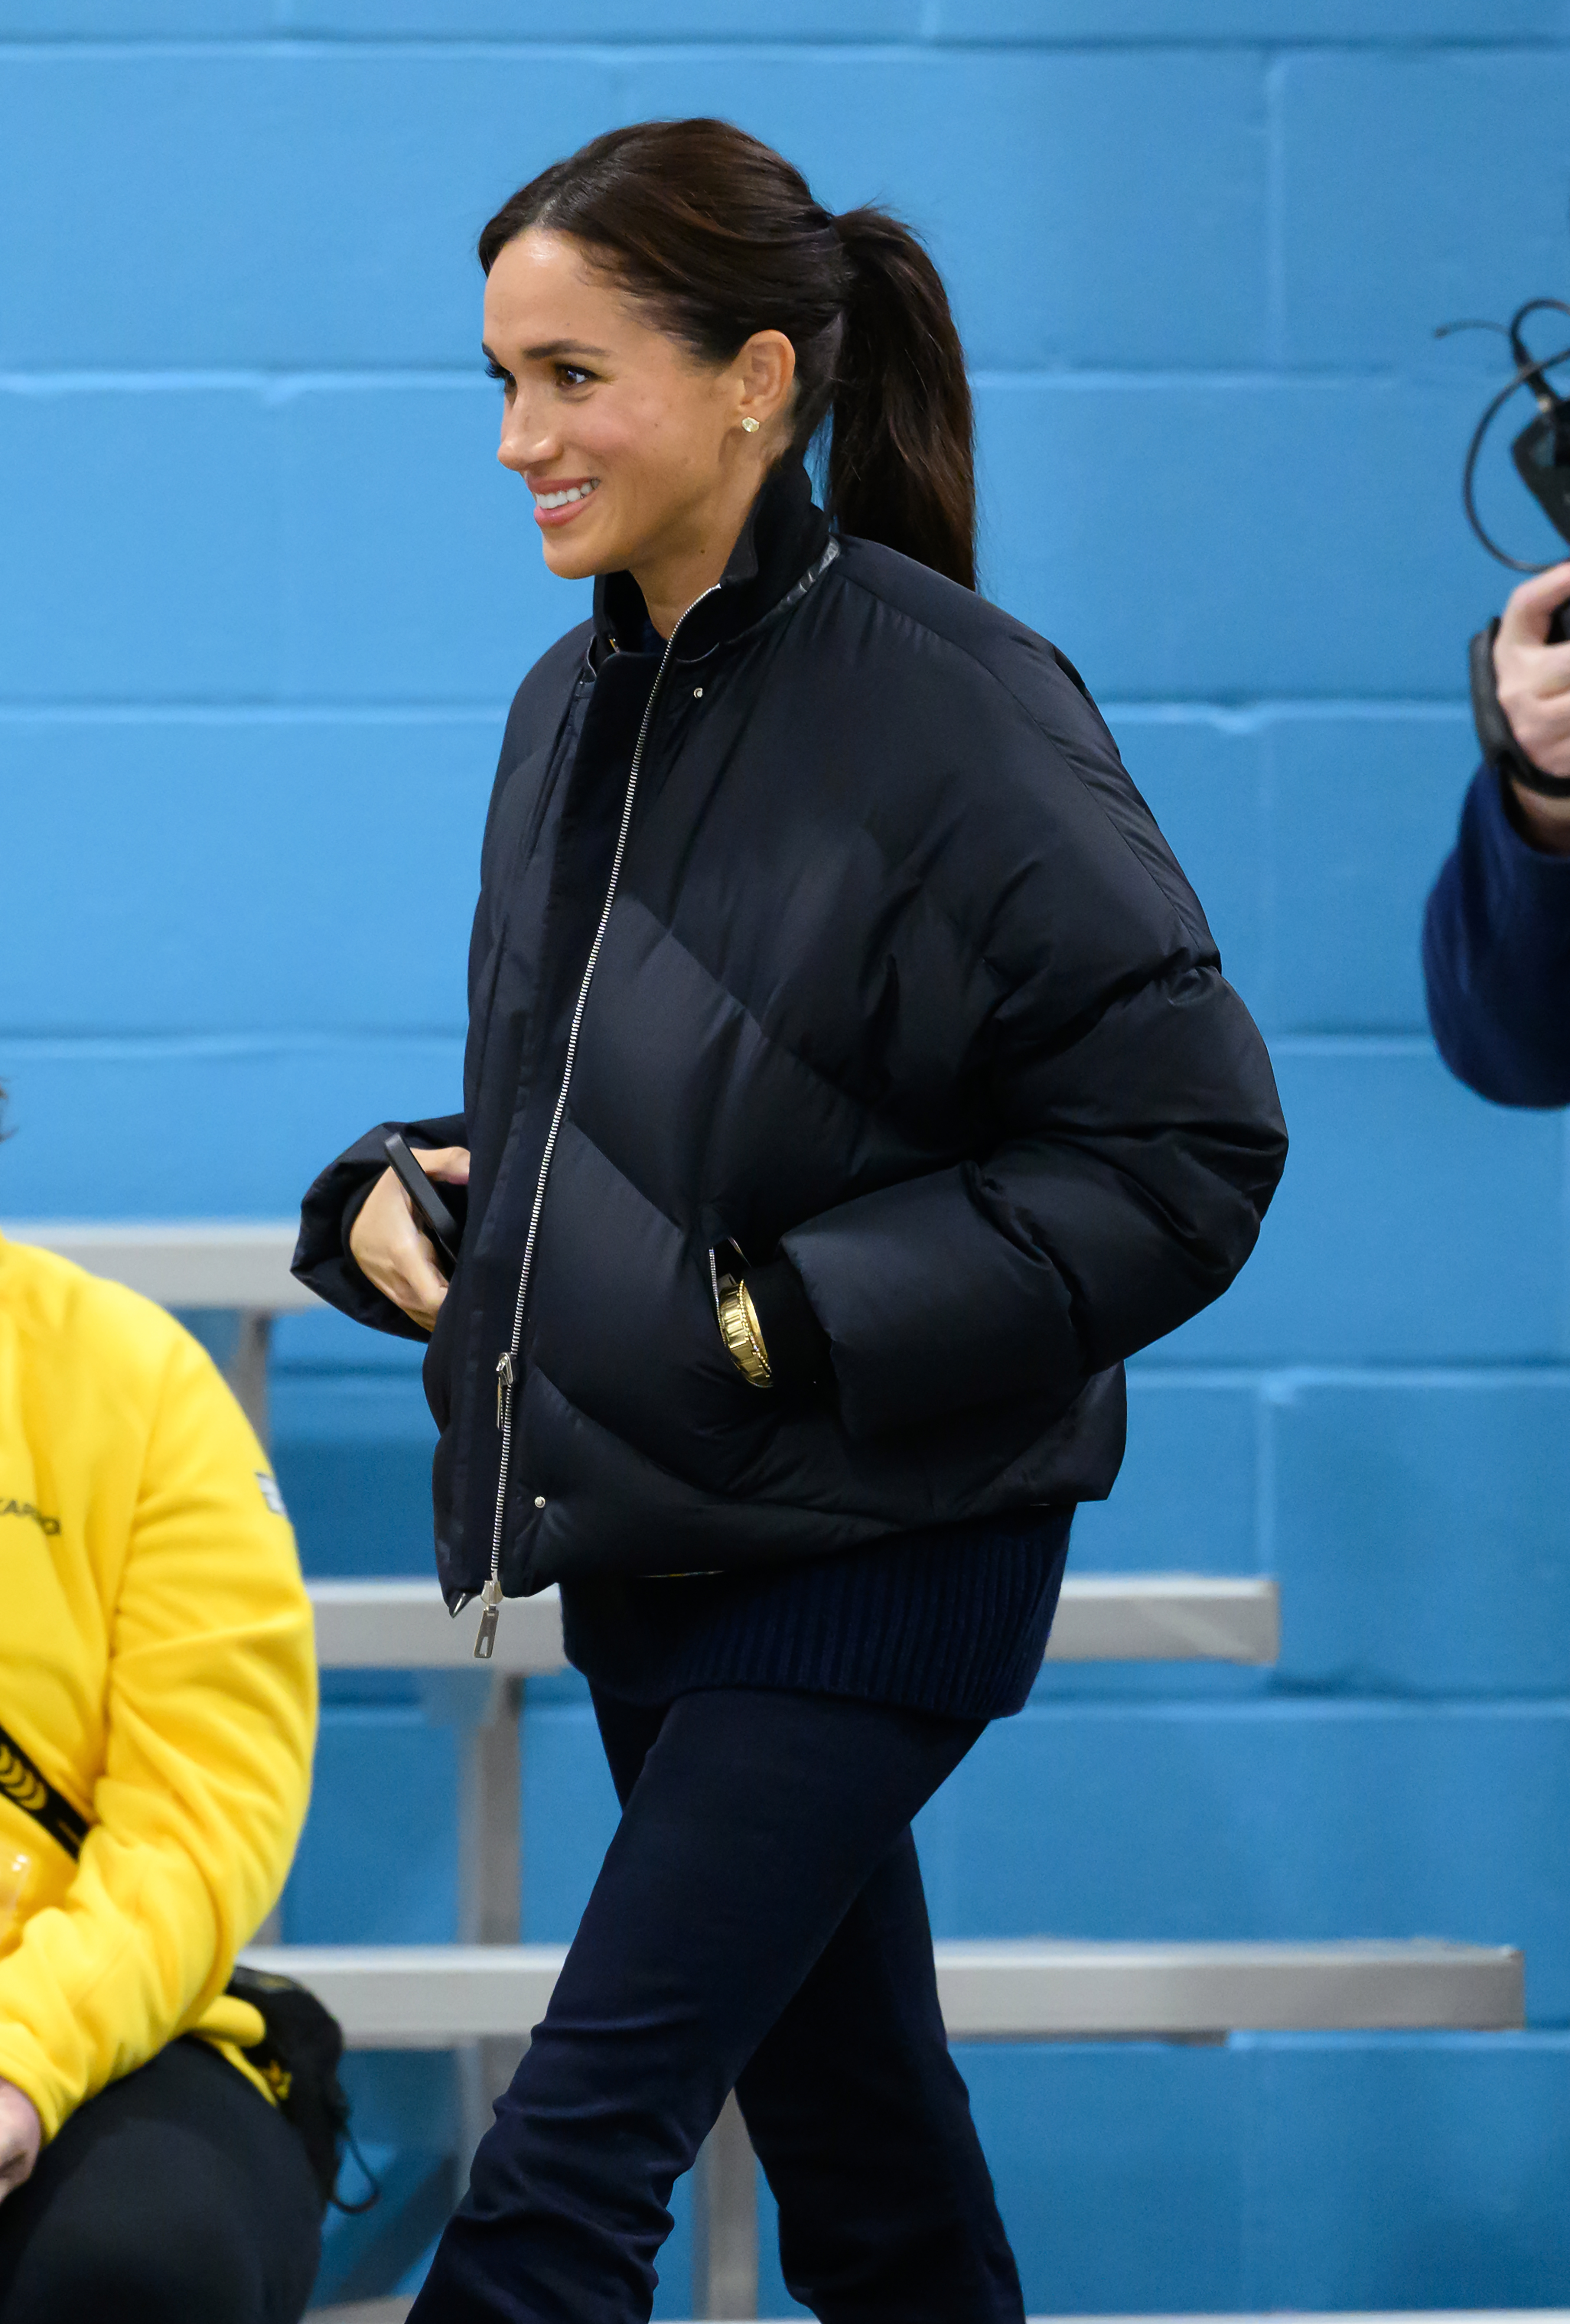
left=292, top=1113, right=465, bottom=1341
left=340, top=1170, right=379, bottom=1259
left=1485, top=758, right=1570, bottom=878
left=744, top=1255, right=832, bottom=1395
left=782, top=1164, right=1084, bottom=1441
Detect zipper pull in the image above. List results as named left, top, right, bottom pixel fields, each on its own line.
left=495, top=1350, right=514, bottom=1431
left=473, top=1574, right=503, bottom=1662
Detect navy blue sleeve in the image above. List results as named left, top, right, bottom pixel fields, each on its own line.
left=291, top=1111, right=467, bottom=1337
left=1422, top=764, right=1570, bottom=1108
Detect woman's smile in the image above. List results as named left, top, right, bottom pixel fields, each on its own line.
left=531, top=476, right=601, bottom=527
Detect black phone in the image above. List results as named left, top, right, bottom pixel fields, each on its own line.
left=384, top=1134, right=463, bottom=1275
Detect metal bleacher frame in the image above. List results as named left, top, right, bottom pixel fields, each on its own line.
left=9, top=1220, right=1528, bottom=2324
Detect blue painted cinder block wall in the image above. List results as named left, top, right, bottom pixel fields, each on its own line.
left=6, top=4, right=1570, bottom=2312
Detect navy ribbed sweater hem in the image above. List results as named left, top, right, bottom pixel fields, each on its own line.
left=559, top=1509, right=1074, bottom=1722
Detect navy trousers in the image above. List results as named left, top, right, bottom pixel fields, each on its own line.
left=409, top=1685, right=1024, bottom=2323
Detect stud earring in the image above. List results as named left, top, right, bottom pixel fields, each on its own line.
left=741, top=416, right=760, bottom=434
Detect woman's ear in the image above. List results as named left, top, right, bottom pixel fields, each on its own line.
left=735, top=330, right=797, bottom=436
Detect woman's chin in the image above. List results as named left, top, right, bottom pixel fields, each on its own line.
left=539, top=522, right=612, bottom=582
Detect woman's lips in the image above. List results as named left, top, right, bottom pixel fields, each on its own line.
left=532, top=479, right=600, bottom=531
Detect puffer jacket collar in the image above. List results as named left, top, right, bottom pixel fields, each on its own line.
left=589, top=456, right=833, bottom=670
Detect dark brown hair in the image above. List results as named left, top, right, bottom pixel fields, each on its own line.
left=477, top=119, right=977, bottom=590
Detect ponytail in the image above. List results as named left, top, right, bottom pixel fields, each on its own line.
left=479, top=121, right=978, bottom=589
left=828, top=209, right=977, bottom=591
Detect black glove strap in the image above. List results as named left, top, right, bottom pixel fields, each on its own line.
left=1470, top=618, right=1570, bottom=799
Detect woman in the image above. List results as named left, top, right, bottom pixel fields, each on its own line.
left=295, top=118, right=1287, bottom=2323
left=0, top=1217, right=321, bottom=2322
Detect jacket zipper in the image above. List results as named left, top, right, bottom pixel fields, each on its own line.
left=474, top=588, right=719, bottom=1660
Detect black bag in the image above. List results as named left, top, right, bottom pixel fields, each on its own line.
left=0, top=1716, right=376, bottom=2214
left=226, top=1961, right=377, bottom=2212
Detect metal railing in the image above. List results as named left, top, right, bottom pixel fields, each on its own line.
left=248, top=1933, right=1524, bottom=2047
left=310, top=1571, right=1282, bottom=1672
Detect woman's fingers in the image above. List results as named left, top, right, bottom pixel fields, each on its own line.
left=410, top=1145, right=471, bottom=1187
left=349, top=1165, right=453, bottom=1333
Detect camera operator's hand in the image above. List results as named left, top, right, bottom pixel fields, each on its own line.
left=349, top=1146, right=468, bottom=1333
left=1494, top=560, right=1570, bottom=853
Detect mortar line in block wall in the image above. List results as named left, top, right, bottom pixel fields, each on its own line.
left=6, top=32, right=1570, bottom=56
left=0, top=698, right=1477, bottom=724
left=0, top=364, right=1505, bottom=392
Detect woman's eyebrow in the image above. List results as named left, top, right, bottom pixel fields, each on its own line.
left=482, top=339, right=612, bottom=365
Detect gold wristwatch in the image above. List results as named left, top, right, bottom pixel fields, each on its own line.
left=710, top=1240, right=772, bottom=1388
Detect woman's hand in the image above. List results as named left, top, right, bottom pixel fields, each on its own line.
left=349, top=1146, right=470, bottom=1333
left=0, top=2080, right=41, bottom=2204
left=1494, top=561, right=1570, bottom=853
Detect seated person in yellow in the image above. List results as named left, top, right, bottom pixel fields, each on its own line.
left=0, top=1222, right=320, bottom=2324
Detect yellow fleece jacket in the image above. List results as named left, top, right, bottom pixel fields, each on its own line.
left=0, top=1234, right=317, bottom=2138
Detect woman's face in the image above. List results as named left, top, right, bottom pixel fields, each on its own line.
left=482, top=228, right=787, bottom=586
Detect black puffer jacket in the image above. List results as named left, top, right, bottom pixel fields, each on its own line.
left=296, top=462, right=1286, bottom=1612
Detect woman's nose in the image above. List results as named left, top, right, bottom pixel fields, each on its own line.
left=499, top=402, right=556, bottom=475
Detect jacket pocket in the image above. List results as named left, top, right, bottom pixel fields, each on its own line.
left=523, top=1129, right=782, bottom=1490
